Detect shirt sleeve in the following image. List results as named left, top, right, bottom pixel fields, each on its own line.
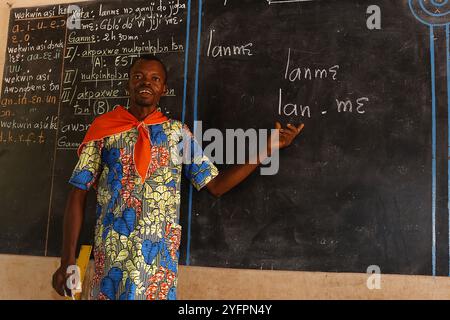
left=181, top=125, right=219, bottom=191
left=68, top=140, right=103, bottom=191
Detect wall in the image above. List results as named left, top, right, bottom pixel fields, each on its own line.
left=1, top=254, right=450, bottom=300
left=0, top=0, right=448, bottom=300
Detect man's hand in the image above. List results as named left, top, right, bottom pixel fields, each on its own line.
left=206, top=122, right=304, bottom=198
left=52, top=265, right=71, bottom=297
left=269, top=122, right=304, bottom=154
left=53, top=187, right=88, bottom=297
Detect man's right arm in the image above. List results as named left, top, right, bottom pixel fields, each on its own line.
left=52, top=186, right=88, bottom=297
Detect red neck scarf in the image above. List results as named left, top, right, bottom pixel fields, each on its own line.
left=78, top=105, right=169, bottom=182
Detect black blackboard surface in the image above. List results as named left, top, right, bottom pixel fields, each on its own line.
left=1, top=0, right=449, bottom=276
left=0, top=0, right=191, bottom=257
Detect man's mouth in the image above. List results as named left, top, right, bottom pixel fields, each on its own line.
left=138, top=88, right=154, bottom=96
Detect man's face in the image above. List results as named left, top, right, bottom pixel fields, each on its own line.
left=128, top=59, right=167, bottom=108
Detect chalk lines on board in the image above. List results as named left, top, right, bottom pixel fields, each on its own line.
left=418, top=0, right=449, bottom=18
left=446, top=21, right=450, bottom=277
left=14, top=15, right=66, bottom=21
left=409, top=0, right=450, bottom=276
left=186, top=0, right=203, bottom=266
left=408, top=0, right=450, bottom=26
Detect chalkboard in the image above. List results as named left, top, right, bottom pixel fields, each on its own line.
left=188, top=0, right=449, bottom=276
left=0, top=0, right=192, bottom=257
left=0, top=0, right=449, bottom=276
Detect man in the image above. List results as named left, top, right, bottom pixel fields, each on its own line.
left=52, top=54, right=303, bottom=300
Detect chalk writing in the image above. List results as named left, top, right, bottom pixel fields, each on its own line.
left=207, top=29, right=253, bottom=58
left=276, top=48, right=369, bottom=118
left=284, top=48, right=339, bottom=82
left=1, top=0, right=188, bottom=158
left=0, top=130, right=46, bottom=145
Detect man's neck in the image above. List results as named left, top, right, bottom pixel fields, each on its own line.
left=128, top=105, right=157, bottom=121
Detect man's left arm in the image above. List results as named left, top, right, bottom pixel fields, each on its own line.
left=206, top=122, right=304, bottom=197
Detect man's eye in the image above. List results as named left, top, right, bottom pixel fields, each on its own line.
left=133, top=74, right=141, bottom=79
left=153, top=77, right=160, bottom=82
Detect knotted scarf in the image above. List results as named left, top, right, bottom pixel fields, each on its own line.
left=78, top=105, right=169, bottom=181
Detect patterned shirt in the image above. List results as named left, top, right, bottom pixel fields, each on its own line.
left=69, top=119, right=218, bottom=300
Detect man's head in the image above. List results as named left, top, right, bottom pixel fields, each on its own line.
left=128, top=54, right=168, bottom=109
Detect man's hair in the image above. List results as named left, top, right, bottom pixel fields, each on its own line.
left=128, top=54, right=168, bottom=84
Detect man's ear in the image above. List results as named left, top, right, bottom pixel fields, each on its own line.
left=162, top=84, right=168, bottom=96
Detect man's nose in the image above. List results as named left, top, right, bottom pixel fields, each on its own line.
left=142, top=77, right=151, bottom=85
